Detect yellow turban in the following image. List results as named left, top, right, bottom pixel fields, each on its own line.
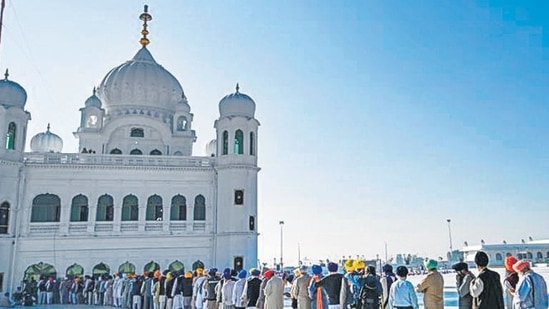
left=353, top=260, right=365, bottom=270
left=344, top=259, right=355, bottom=272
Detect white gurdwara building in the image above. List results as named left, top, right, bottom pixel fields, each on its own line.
left=0, top=6, right=259, bottom=291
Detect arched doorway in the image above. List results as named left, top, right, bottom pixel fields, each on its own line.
left=143, top=261, right=160, bottom=273
left=93, top=263, right=110, bottom=276
left=66, top=263, right=84, bottom=277
left=118, top=261, right=136, bottom=275
left=168, top=260, right=184, bottom=272
left=24, top=262, right=57, bottom=281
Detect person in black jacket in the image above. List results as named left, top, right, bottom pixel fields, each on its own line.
left=321, top=262, right=345, bottom=308
left=470, top=251, right=504, bottom=309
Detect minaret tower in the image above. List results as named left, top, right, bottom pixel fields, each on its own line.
left=213, top=83, right=260, bottom=270
left=0, top=69, right=31, bottom=162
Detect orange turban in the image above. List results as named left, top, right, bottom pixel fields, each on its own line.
left=505, top=256, right=518, bottom=272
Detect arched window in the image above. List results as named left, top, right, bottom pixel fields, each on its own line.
left=130, top=149, right=143, bottom=155
left=31, top=194, right=61, bottom=222
left=122, top=195, right=138, bottom=221
left=537, top=252, right=543, bottom=259
left=193, top=195, right=206, bottom=221
left=70, top=194, right=89, bottom=222
left=146, top=195, right=163, bottom=221
left=222, top=131, right=228, bottom=155
left=495, top=253, right=503, bottom=261
left=249, top=132, right=255, bottom=156
left=110, top=148, right=122, bottom=155
left=527, top=252, right=533, bottom=259
left=150, top=149, right=162, bottom=155
left=96, top=194, right=114, bottom=222
left=170, top=195, right=186, bottom=221
left=176, top=116, right=187, bottom=131
left=234, top=130, right=243, bottom=154
left=547, top=251, right=549, bottom=258
left=130, top=128, right=144, bottom=137
left=0, top=202, right=9, bottom=234
left=6, top=122, right=16, bottom=150
left=173, top=151, right=183, bottom=156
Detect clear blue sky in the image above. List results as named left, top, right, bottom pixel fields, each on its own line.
left=1, top=0, right=548, bottom=265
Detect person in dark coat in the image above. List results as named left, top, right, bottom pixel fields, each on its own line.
left=470, top=251, right=504, bottom=309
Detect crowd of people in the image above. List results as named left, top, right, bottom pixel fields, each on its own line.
left=11, top=251, right=549, bottom=309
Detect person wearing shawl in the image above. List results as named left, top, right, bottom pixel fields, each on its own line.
left=242, top=268, right=262, bottom=309
left=341, top=260, right=356, bottom=309
left=320, top=262, right=345, bottom=309
left=348, top=260, right=365, bottom=309
left=379, top=264, right=396, bottom=309
left=308, top=265, right=328, bottom=309
left=452, top=262, right=474, bottom=309
left=264, top=270, right=284, bottom=309
left=415, top=259, right=443, bottom=309
left=193, top=268, right=207, bottom=309
left=232, top=270, right=248, bottom=309
left=512, top=260, right=548, bottom=309
left=291, top=266, right=312, bottom=309
left=502, top=255, right=518, bottom=309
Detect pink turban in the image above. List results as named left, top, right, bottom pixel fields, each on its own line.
left=512, top=260, right=530, bottom=273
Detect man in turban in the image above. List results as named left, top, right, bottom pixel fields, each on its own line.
left=264, top=270, right=283, bottom=309
left=291, top=266, right=311, bottom=309
left=470, top=251, right=504, bottom=309
left=452, top=262, right=474, bottom=309
left=512, top=260, right=548, bottom=309
left=416, top=259, right=443, bottom=309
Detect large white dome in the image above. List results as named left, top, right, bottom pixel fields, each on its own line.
left=0, top=70, right=27, bottom=108
left=97, top=47, right=184, bottom=113
left=30, top=125, right=63, bottom=153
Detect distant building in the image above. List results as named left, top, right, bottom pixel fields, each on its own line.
left=461, top=239, right=549, bottom=267
left=0, top=6, right=260, bottom=292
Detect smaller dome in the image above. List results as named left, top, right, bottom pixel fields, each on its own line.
left=205, top=139, right=216, bottom=157
left=85, top=87, right=102, bottom=108
left=0, top=69, right=27, bottom=108
left=219, top=83, right=255, bottom=118
left=176, top=93, right=190, bottom=113
left=30, top=124, right=63, bottom=153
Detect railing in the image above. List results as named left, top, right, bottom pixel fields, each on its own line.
left=94, top=223, right=113, bottom=232
left=29, top=223, right=60, bottom=234
left=69, top=223, right=88, bottom=234
left=170, top=222, right=187, bottom=231
left=145, top=222, right=163, bottom=232
left=120, top=222, right=138, bottom=232
left=193, top=222, right=206, bottom=232
left=23, top=153, right=214, bottom=167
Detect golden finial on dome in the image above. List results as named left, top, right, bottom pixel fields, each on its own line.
left=4, top=69, right=9, bottom=80
left=139, top=5, right=152, bottom=47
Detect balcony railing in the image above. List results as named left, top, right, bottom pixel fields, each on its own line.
left=23, top=153, right=214, bottom=168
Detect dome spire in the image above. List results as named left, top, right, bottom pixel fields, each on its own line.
left=4, top=68, right=8, bottom=80
left=92, top=86, right=96, bottom=95
left=47, top=123, right=51, bottom=132
left=139, top=5, right=152, bottom=47
left=235, top=83, right=240, bottom=93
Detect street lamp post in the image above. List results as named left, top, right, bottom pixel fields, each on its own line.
left=447, top=219, right=453, bottom=253
left=279, top=220, right=284, bottom=271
